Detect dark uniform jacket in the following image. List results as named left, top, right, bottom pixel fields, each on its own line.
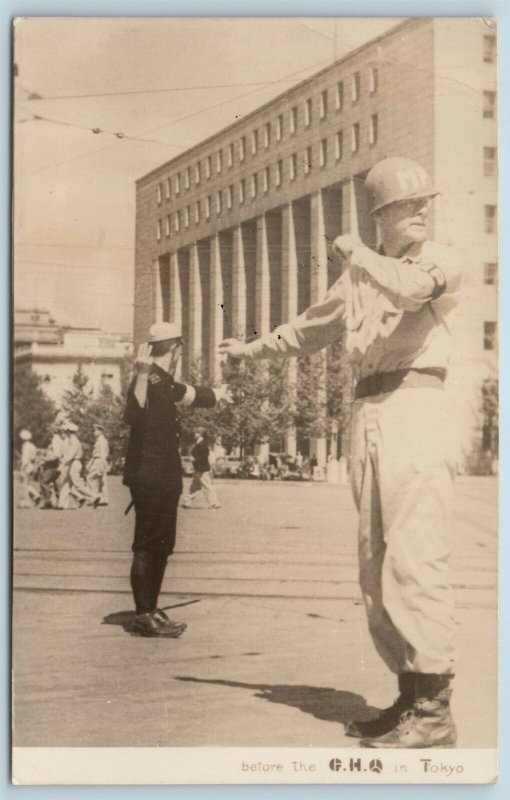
left=123, top=364, right=216, bottom=491
left=191, top=438, right=210, bottom=473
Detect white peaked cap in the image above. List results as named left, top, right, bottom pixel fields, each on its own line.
left=148, top=321, right=183, bottom=343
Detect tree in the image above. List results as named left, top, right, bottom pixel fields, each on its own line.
left=61, top=363, right=131, bottom=464
left=60, top=363, right=94, bottom=452
left=13, top=364, right=57, bottom=450
left=179, top=358, right=294, bottom=454
left=86, top=384, right=127, bottom=466
left=61, top=363, right=93, bottom=425
left=295, top=334, right=353, bottom=454
left=481, top=378, right=498, bottom=456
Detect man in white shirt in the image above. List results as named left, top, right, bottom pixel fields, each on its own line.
left=59, top=422, right=99, bottom=508
left=18, top=429, right=40, bottom=508
left=219, top=158, right=462, bottom=749
left=87, top=424, right=110, bottom=505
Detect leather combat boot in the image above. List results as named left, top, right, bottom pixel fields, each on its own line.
left=345, top=672, right=415, bottom=738
left=131, top=612, right=186, bottom=638
left=361, top=673, right=457, bottom=748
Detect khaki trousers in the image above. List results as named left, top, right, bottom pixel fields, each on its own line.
left=350, top=387, right=456, bottom=675
left=186, top=471, right=220, bottom=507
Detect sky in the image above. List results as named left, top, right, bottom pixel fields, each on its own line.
left=13, top=16, right=402, bottom=336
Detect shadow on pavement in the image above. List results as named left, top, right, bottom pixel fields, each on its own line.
left=175, top=676, right=379, bottom=724
left=102, top=610, right=135, bottom=631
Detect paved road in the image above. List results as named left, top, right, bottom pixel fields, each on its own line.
left=12, top=476, right=497, bottom=748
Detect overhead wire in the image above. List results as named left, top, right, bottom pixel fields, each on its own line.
left=22, top=78, right=300, bottom=102
left=14, top=103, right=190, bottom=149
left=18, top=53, right=338, bottom=176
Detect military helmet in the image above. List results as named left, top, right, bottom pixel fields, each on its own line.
left=366, top=157, right=438, bottom=214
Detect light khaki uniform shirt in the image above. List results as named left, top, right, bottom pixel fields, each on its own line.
left=245, top=240, right=462, bottom=382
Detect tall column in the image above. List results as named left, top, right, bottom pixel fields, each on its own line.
left=153, top=259, right=163, bottom=324
left=169, top=252, right=182, bottom=330
left=310, top=191, right=328, bottom=469
left=231, top=225, right=247, bottom=338
left=188, top=242, right=202, bottom=373
left=169, top=252, right=182, bottom=380
left=255, top=214, right=271, bottom=336
left=282, top=203, right=299, bottom=456
left=341, top=176, right=359, bottom=237
left=209, top=234, right=224, bottom=382
left=310, top=191, right=329, bottom=302
left=339, top=178, right=358, bottom=460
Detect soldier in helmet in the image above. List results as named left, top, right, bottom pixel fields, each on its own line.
left=123, top=321, right=232, bottom=638
left=219, top=157, right=462, bottom=748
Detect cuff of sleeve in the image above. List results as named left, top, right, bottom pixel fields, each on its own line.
left=244, top=340, right=263, bottom=358
left=177, top=385, right=197, bottom=406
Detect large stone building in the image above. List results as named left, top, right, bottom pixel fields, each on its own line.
left=14, top=309, right=133, bottom=404
left=133, top=17, right=498, bottom=466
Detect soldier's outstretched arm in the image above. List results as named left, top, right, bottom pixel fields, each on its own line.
left=219, top=278, right=346, bottom=360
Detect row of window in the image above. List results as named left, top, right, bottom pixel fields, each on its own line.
left=484, top=205, right=497, bottom=234
left=483, top=34, right=496, bottom=64
left=483, top=262, right=498, bottom=285
left=156, top=69, right=379, bottom=204
left=483, top=90, right=497, bottom=119
left=483, top=146, right=497, bottom=176
left=155, top=121, right=378, bottom=239
left=157, top=199, right=497, bottom=241
left=484, top=321, right=497, bottom=351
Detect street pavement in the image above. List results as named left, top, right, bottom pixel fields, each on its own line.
left=12, top=476, right=498, bottom=749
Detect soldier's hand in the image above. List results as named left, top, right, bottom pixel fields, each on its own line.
left=218, top=338, right=248, bottom=359
left=332, top=234, right=362, bottom=261
left=135, top=342, right=152, bottom=373
left=215, top=384, right=234, bottom=404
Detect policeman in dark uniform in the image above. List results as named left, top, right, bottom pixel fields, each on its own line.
left=123, top=322, right=231, bottom=637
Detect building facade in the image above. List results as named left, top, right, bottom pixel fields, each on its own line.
left=14, top=309, right=132, bottom=405
left=133, top=18, right=498, bottom=466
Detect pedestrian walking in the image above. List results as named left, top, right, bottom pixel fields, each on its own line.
left=123, top=321, right=231, bottom=638
left=59, top=422, right=99, bottom=508
left=87, top=423, right=110, bottom=505
left=182, top=428, right=221, bottom=509
left=18, top=429, right=41, bottom=508
left=219, top=157, right=462, bottom=749
left=39, top=426, right=64, bottom=508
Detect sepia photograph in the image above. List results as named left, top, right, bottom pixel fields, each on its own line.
left=12, top=16, right=498, bottom=784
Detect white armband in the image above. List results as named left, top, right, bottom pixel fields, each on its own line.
left=176, top=384, right=197, bottom=406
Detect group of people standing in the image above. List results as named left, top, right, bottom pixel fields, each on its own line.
left=18, top=421, right=109, bottom=510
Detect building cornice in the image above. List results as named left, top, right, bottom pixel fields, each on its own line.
left=136, top=17, right=425, bottom=187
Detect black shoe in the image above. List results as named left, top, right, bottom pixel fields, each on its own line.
left=345, top=673, right=415, bottom=738
left=153, top=609, right=187, bottom=635
left=131, top=612, right=185, bottom=638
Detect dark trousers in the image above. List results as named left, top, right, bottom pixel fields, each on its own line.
left=129, top=484, right=181, bottom=615
left=39, top=467, right=60, bottom=506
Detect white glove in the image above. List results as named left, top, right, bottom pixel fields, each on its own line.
left=218, top=338, right=248, bottom=359
left=332, top=233, right=362, bottom=261
left=215, top=384, right=234, bottom=404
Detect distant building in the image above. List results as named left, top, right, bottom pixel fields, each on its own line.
left=14, top=309, right=133, bottom=405
left=14, top=309, right=61, bottom=349
left=133, top=17, right=497, bottom=467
